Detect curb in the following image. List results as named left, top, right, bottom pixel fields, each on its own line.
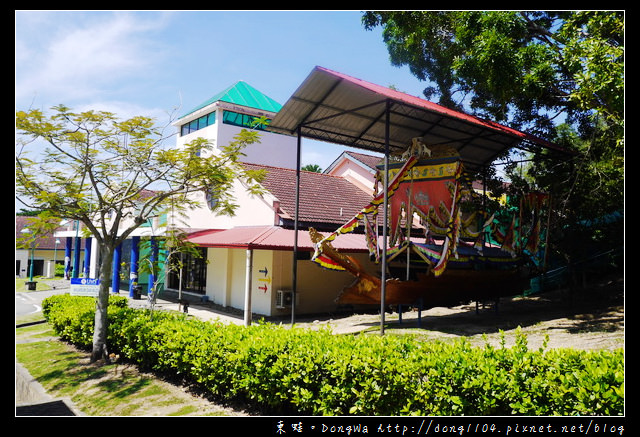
left=15, top=361, right=82, bottom=416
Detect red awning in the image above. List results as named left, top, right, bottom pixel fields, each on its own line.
left=187, top=225, right=370, bottom=252
left=268, top=66, right=569, bottom=172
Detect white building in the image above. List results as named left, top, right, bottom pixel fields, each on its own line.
left=122, top=81, right=377, bottom=319
left=49, top=80, right=374, bottom=317
left=173, top=80, right=298, bottom=169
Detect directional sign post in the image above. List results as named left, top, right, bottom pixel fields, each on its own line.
left=70, top=278, right=100, bottom=297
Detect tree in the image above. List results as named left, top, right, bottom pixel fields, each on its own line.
left=362, top=11, right=623, bottom=139
left=16, top=105, right=264, bottom=362
left=363, top=11, right=624, bottom=262
left=302, top=164, right=322, bottom=173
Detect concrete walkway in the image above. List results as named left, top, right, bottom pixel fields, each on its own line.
left=128, top=295, right=247, bottom=325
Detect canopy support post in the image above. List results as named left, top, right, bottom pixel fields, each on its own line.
left=244, top=248, right=253, bottom=327
left=380, top=99, right=391, bottom=335
left=292, top=126, right=302, bottom=325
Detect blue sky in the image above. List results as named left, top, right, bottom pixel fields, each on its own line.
left=15, top=10, right=431, bottom=171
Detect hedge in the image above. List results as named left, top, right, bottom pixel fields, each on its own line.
left=41, top=294, right=624, bottom=416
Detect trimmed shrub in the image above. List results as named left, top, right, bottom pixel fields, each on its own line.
left=42, top=294, right=624, bottom=416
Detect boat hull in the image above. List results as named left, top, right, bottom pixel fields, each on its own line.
left=336, top=268, right=531, bottom=308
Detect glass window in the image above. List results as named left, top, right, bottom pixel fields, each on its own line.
left=206, top=189, right=219, bottom=211
left=179, top=111, right=216, bottom=136
left=167, top=248, right=207, bottom=294
left=222, top=110, right=269, bottom=131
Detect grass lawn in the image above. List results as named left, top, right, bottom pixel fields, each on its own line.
left=16, top=276, right=60, bottom=292
left=15, top=316, right=245, bottom=416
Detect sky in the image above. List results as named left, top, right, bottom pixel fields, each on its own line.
left=15, top=10, right=432, bottom=171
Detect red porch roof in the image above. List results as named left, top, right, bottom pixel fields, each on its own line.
left=186, top=225, right=369, bottom=252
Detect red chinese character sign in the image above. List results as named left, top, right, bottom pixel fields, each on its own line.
left=383, top=148, right=464, bottom=276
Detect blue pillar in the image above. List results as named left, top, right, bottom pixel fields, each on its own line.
left=112, top=243, right=121, bottom=294
left=72, top=237, right=81, bottom=279
left=83, top=238, right=92, bottom=277
left=148, top=237, right=158, bottom=297
left=128, top=236, right=140, bottom=298
left=64, top=237, right=72, bottom=279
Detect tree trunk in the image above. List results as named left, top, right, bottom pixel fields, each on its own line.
left=91, top=244, right=114, bottom=363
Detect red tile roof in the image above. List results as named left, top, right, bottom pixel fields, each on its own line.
left=16, top=216, right=82, bottom=250
left=324, top=150, right=383, bottom=176
left=242, top=162, right=372, bottom=227
left=343, top=151, right=383, bottom=171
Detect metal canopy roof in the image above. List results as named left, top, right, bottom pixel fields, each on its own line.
left=268, top=66, right=568, bottom=172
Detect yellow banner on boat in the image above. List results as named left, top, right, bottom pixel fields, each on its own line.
left=388, top=161, right=459, bottom=182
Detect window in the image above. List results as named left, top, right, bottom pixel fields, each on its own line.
left=222, top=110, right=270, bottom=131
left=205, top=189, right=219, bottom=211
left=167, top=248, right=207, bottom=294
left=180, top=111, right=216, bottom=136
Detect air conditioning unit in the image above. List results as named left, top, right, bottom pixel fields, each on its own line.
left=275, top=289, right=293, bottom=309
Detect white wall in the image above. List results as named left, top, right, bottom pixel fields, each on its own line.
left=175, top=106, right=298, bottom=169
left=249, top=250, right=274, bottom=315
left=206, top=247, right=274, bottom=315
left=207, top=247, right=232, bottom=307
left=204, top=247, right=378, bottom=317
left=216, top=122, right=297, bottom=169
left=174, top=179, right=278, bottom=231
left=176, top=123, right=219, bottom=149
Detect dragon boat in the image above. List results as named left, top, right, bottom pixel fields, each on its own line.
left=309, top=141, right=549, bottom=309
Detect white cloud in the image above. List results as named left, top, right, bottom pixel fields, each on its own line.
left=15, top=11, right=172, bottom=109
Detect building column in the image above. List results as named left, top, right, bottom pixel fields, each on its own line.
left=64, top=237, right=72, bottom=279
left=148, top=237, right=158, bottom=297
left=128, top=236, right=140, bottom=298
left=89, top=237, right=99, bottom=278
left=83, top=238, right=92, bottom=277
left=112, top=243, right=121, bottom=293
left=72, top=236, right=81, bottom=279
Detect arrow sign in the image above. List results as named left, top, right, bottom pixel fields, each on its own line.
left=258, top=277, right=271, bottom=284
left=259, top=267, right=268, bottom=276
left=258, top=284, right=268, bottom=293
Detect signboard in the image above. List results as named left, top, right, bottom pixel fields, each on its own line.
left=70, top=278, right=100, bottom=297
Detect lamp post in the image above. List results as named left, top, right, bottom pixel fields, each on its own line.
left=53, top=238, right=60, bottom=277
left=20, top=227, right=37, bottom=290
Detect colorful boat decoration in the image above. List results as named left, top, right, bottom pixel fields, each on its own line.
left=309, top=141, right=549, bottom=309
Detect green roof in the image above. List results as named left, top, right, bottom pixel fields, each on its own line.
left=180, top=81, right=282, bottom=119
